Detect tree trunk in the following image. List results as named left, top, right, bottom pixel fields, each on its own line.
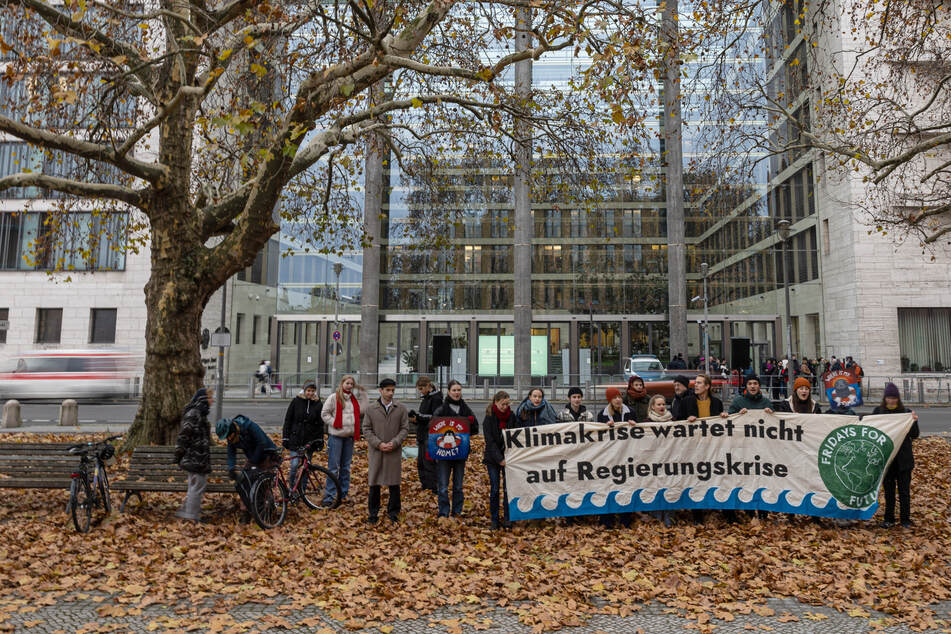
left=125, top=196, right=208, bottom=447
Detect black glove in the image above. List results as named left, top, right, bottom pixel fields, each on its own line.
left=227, top=468, right=238, bottom=481
left=313, top=438, right=324, bottom=453
left=173, top=448, right=185, bottom=463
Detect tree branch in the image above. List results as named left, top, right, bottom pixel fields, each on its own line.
left=0, top=172, right=144, bottom=206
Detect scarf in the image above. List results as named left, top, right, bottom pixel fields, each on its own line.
left=445, top=395, right=465, bottom=414
left=492, top=404, right=511, bottom=430
left=626, top=385, right=647, bottom=400
left=791, top=395, right=814, bottom=414
left=648, top=408, right=673, bottom=422
left=333, top=390, right=361, bottom=440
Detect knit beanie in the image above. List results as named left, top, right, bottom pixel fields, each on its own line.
left=793, top=377, right=811, bottom=392
left=568, top=387, right=583, bottom=398
left=883, top=382, right=900, bottom=399
left=605, top=387, right=622, bottom=401
left=673, top=375, right=690, bottom=389
left=744, top=374, right=760, bottom=386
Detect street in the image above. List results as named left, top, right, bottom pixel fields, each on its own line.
left=7, top=398, right=951, bottom=435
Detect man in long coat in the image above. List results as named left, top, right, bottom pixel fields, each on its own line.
left=364, top=378, right=410, bottom=523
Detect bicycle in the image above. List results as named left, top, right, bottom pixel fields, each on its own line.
left=248, top=440, right=342, bottom=529
left=67, top=434, right=122, bottom=533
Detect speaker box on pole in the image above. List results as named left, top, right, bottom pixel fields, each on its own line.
left=432, top=335, right=452, bottom=367
left=731, top=337, right=751, bottom=371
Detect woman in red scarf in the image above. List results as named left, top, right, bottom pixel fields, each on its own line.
left=482, top=391, right=512, bottom=529
left=320, top=374, right=363, bottom=506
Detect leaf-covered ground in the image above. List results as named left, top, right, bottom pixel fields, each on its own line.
left=1, top=433, right=950, bottom=633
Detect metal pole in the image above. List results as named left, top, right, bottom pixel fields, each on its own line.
left=589, top=301, right=595, bottom=380
left=779, top=221, right=794, bottom=393
left=701, top=262, right=710, bottom=376
left=214, top=280, right=226, bottom=422
left=332, top=262, right=342, bottom=389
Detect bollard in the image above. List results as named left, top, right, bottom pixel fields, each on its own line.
left=59, top=399, right=79, bottom=427
left=918, top=378, right=925, bottom=404
left=585, top=380, right=592, bottom=402
left=1, top=400, right=21, bottom=428
left=483, top=378, right=489, bottom=400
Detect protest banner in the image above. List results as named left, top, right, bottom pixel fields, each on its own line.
left=428, top=416, right=471, bottom=461
left=823, top=369, right=863, bottom=407
left=503, top=412, right=914, bottom=521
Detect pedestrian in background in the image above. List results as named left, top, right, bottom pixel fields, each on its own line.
left=364, top=378, right=410, bottom=524
left=174, top=387, right=213, bottom=523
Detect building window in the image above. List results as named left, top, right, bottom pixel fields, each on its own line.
left=898, top=308, right=951, bottom=373
left=0, top=210, right=127, bottom=271
left=821, top=219, right=830, bottom=255
left=89, top=308, right=117, bottom=344
left=235, top=313, right=244, bottom=345
left=252, top=315, right=260, bottom=345
left=35, top=308, right=62, bottom=343
left=0, top=307, right=7, bottom=344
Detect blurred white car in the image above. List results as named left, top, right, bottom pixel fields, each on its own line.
left=0, top=350, right=137, bottom=400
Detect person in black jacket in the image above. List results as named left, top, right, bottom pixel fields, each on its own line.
left=670, top=376, right=694, bottom=421
left=432, top=380, right=478, bottom=518
left=683, top=374, right=726, bottom=421
left=482, top=391, right=512, bottom=530
left=409, top=376, right=443, bottom=493
left=874, top=383, right=920, bottom=528
left=282, top=380, right=324, bottom=492
left=775, top=377, right=823, bottom=414
left=174, top=387, right=213, bottom=523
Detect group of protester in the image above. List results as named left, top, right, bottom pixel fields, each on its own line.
left=171, top=368, right=917, bottom=531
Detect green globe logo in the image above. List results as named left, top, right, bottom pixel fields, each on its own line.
left=818, top=424, right=894, bottom=508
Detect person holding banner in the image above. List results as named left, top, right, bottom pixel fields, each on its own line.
left=683, top=374, right=726, bottom=421
left=874, top=383, right=920, bottom=528
left=727, top=375, right=774, bottom=415
left=516, top=388, right=558, bottom=427
left=670, top=376, right=694, bottom=421
left=776, top=377, right=823, bottom=414
left=598, top=388, right=636, bottom=424
left=647, top=395, right=675, bottom=527
left=623, top=376, right=651, bottom=422
left=556, top=387, right=595, bottom=423
left=432, top=380, right=479, bottom=518
left=482, top=391, right=512, bottom=530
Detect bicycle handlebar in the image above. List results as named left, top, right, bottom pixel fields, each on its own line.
left=67, top=434, right=123, bottom=453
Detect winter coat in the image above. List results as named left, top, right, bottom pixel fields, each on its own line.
left=364, top=399, right=410, bottom=486
left=597, top=404, right=636, bottom=423
left=322, top=392, right=361, bottom=438
left=415, top=390, right=444, bottom=440
left=482, top=413, right=509, bottom=466
left=175, top=388, right=211, bottom=474
left=622, top=394, right=651, bottom=423
left=872, top=405, right=919, bottom=471
left=515, top=398, right=558, bottom=427
left=826, top=405, right=857, bottom=416
left=680, top=394, right=725, bottom=419
left=775, top=396, right=823, bottom=414
left=433, top=399, right=479, bottom=436
left=556, top=404, right=595, bottom=423
left=282, top=395, right=324, bottom=450
left=670, top=392, right=695, bottom=421
left=728, top=390, right=772, bottom=414
left=226, top=414, right=277, bottom=471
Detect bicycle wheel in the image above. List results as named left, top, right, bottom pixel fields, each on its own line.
left=97, top=465, right=112, bottom=515
left=301, top=465, right=341, bottom=510
left=70, top=477, right=92, bottom=534
left=249, top=474, right=288, bottom=529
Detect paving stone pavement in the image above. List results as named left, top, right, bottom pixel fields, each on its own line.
left=2, top=593, right=950, bottom=633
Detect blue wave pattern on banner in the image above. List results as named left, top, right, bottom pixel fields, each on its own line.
left=508, top=487, right=878, bottom=521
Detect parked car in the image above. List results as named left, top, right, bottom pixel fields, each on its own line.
left=623, top=355, right=666, bottom=381
left=0, top=350, right=136, bottom=400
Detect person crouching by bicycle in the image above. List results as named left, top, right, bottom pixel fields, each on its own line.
left=282, top=380, right=324, bottom=494
left=174, top=387, right=213, bottom=524
left=365, top=378, right=410, bottom=524
left=216, top=415, right=279, bottom=524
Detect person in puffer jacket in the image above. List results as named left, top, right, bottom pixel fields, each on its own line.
left=174, top=387, right=213, bottom=523
left=282, top=380, right=324, bottom=491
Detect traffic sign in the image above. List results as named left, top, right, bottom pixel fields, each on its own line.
left=332, top=330, right=342, bottom=341
left=210, top=332, right=231, bottom=347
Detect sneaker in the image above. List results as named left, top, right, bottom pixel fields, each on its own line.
left=880, top=520, right=895, bottom=528
left=366, top=516, right=379, bottom=525
left=490, top=520, right=500, bottom=530
left=388, top=515, right=400, bottom=524
left=900, top=520, right=913, bottom=528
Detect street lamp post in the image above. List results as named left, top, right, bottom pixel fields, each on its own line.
left=331, top=262, right=343, bottom=389
left=777, top=220, right=794, bottom=393
left=701, top=262, right=710, bottom=376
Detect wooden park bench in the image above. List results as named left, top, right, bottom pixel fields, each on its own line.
left=0, top=442, right=82, bottom=490
left=114, top=445, right=236, bottom=511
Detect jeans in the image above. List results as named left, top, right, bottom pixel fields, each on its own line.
left=324, top=435, right=354, bottom=504
left=883, top=465, right=912, bottom=523
left=437, top=459, right=466, bottom=517
left=486, top=463, right=508, bottom=523
left=369, top=485, right=401, bottom=521
left=176, top=472, right=207, bottom=520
